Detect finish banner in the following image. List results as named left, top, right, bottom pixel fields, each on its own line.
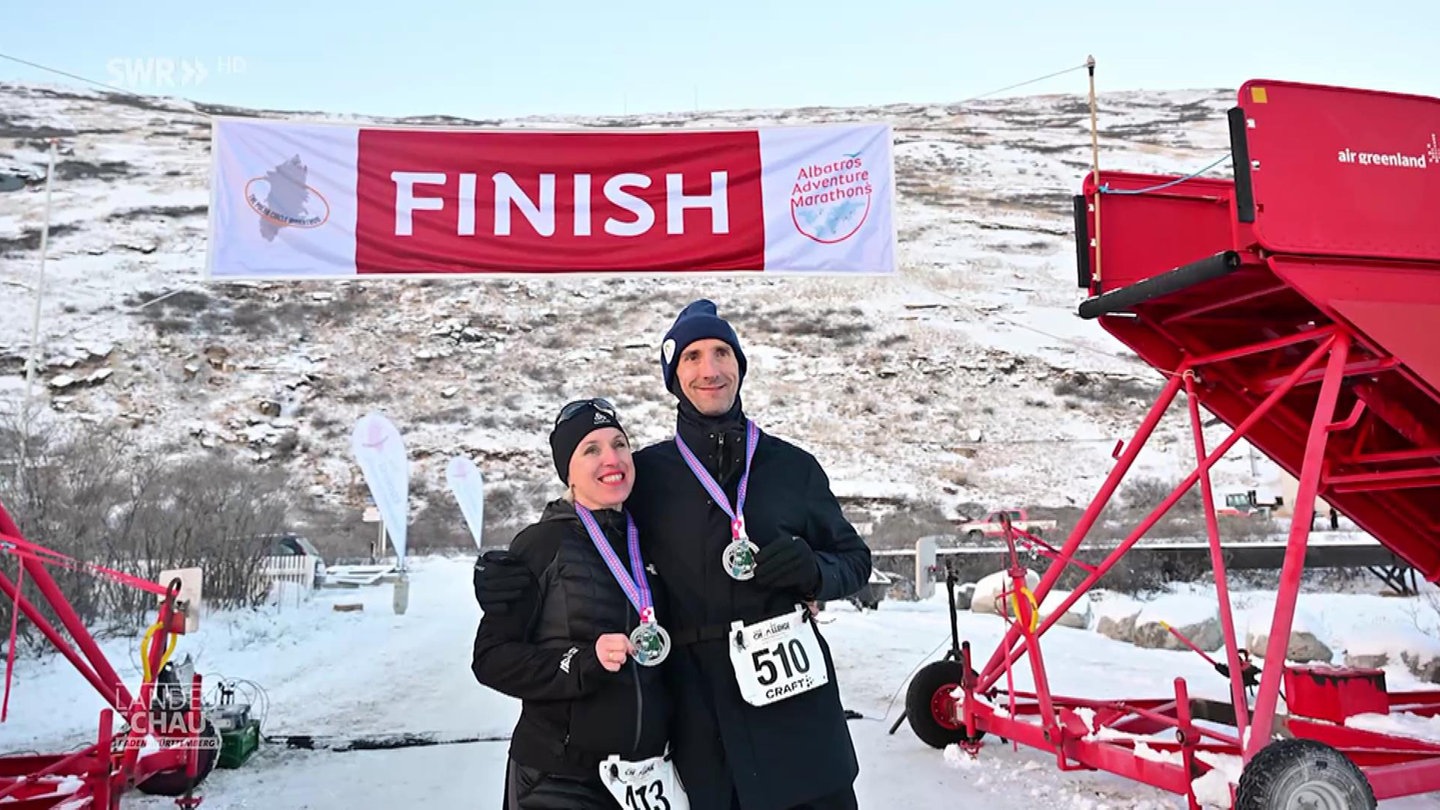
left=205, top=117, right=896, bottom=279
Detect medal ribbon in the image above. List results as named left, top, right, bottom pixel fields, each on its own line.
left=575, top=505, right=655, bottom=624
left=675, top=420, right=760, bottom=540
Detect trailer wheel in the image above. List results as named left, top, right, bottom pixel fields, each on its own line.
left=966, top=530, right=983, bottom=543
left=1235, top=738, right=1375, bottom=810
left=905, top=660, right=983, bottom=749
left=135, top=719, right=223, bottom=797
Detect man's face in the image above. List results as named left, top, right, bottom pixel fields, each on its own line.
left=676, top=338, right=740, bottom=416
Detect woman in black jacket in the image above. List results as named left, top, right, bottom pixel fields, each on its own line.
left=472, top=398, right=682, bottom=810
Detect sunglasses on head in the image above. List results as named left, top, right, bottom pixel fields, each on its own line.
left=555, top=397, right=618, bottom=428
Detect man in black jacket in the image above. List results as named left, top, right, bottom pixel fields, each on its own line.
left=625, top=299, right=872, bottom=810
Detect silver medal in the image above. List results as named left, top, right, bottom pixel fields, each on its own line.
left=630, top=621, right=670, bottom=667
left=723, top=536, right=759, bottom=581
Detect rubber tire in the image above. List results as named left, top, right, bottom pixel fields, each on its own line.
left=905, top=660, right=983, bottom=749
left=966, top=530, right=983, bottom=543
left=1234, top=738, right=1376, bottom=810
left=135, top=719, right=223, bottom=797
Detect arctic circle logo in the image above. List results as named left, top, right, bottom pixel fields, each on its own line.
left=790, top=154, right=873, bottom=244
left=243, top=155, right=330, bottom=242
left=244, top=176, right=330, bottom=230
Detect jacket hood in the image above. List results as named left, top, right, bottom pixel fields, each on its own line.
left=538, top=498, right=628, bottom=533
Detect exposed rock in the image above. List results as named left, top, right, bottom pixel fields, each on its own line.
left=954, top=582, right=976, bottom=608
left=1046, top=594, right=1090, bottom=629
left=1401, top=651, right=1440, bottom=684
left=202, top=346, right=230, bottom=370
left=48, top=367, right=110, bottom=389
left=1097, top=612, right=1139, bottom=643
left=1135, top=617, right=1221, bottom=652
left=970, top=568, right=1039, bottom=616
left=1247, top=630, right=1333, bottom=664
left=1344, top=652, right=1389, bottom=669
left=968, top=570, right=1089, bottom=629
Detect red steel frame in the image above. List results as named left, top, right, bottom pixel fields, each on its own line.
left=950, top=329, right=1440, bottom=806
left=939, top=81, right=1440, bottom=808
left=0, top=499, right=206, bottom=809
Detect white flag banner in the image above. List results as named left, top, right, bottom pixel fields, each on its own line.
left=351, top=412, right=410, bottom=567
left=205, top=117, right=896, bottom=279
left=446, top=456, right=486, bottom=551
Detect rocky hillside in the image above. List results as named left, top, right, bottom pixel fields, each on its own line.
left=0, top=80, right=1268, bottom=551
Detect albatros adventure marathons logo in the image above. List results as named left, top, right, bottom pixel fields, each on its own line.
left=789, top=151, right=874, bottom=244
left=244, top=155, right=331, bottom=241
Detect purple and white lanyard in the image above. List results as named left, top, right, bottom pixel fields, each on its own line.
left=575, top=505, right=656, bottom=625
left=674, top=420, right=760, bottom=542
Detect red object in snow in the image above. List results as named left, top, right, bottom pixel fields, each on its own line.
left=913, top=78, right=1440, bottom=809
left=0, top=499, right=212, bottom=808
left=1284, top=664, right=1390, bottom=726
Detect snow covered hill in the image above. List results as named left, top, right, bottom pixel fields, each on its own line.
left=0, top=80, right=1269, bottom=550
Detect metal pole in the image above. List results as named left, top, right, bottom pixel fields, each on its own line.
left=1246, top=333, right=1351, bottom=760
left=1185, top=373, right=1250, bottom=743
left=1086, top=56, right=1102, bottom=287
left=19, top=139, right=58, bottom=495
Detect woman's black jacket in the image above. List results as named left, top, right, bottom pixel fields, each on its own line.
left=471, top=499, right=672, bottom=778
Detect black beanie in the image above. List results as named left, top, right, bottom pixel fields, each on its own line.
left=548, top=401, right=626, bottom=484
left=660, top=299, right=747, bottom=395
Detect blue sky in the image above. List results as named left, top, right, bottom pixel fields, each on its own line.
left=5, top=0, right=1438, bottom=119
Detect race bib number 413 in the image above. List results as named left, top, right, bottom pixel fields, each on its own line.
left=729, top=604, right=829, bottom=707
left=599, top=753, right=689, bottom=810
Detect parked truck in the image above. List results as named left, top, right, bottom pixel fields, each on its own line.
left=955, top=508, right=1058, bottom=542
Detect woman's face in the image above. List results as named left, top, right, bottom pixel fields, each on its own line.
left=568, top=427, right=634, bottom=510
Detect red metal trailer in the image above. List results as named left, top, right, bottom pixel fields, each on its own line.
left=0, top=500, right=217, bottom=808
left=907, top=79, right=1440, bottom=808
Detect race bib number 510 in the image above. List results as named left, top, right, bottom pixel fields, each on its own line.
left=729, top=604, right=829, bottom=707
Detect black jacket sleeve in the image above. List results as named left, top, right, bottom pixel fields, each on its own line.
left=801, top=456, right=873, bottom=602
left=470, top=524, right=616, bottom=701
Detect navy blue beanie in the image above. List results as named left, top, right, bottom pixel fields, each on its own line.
left=660, top=299, right=747, bottom=395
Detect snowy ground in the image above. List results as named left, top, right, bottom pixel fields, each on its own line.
left=5, top=555, right=1440, bottom=808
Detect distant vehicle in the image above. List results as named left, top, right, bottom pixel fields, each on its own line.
left=955, top=508, right=1058, bottom=542
left=1216, top=489, right=1283, bottom=518
left=264, top=533, right=327, bottom=587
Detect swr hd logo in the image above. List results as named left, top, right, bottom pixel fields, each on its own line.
left=105, top=56, right=246, bottom=90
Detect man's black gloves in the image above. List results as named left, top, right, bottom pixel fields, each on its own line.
left=474, top=550, right=538, bottom=638
left=753, top=535, right=822, bottom=597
